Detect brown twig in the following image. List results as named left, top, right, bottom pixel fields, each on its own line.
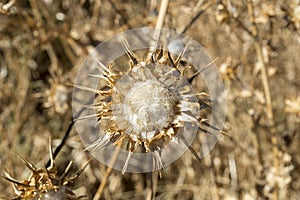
left=246, top=1, right=278, bottom=200
left=93, top=143, right=122, bottom=200
left=91, top=0, right=102, bottom=28
left=150, top=0, right=169, bottom=53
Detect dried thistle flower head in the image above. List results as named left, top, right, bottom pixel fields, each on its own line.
left=33, top=67, right=71, bottom=115
left=3, top=140, right=87, bottom=200
left=44, top=80, right=70, bottom=114
left=72, top=28, right=226, bottom=174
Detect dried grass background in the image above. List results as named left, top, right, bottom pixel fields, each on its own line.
left=0, top=0, right=300, bottom=199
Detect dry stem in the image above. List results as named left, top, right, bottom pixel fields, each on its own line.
left=246, top=1, right=279, bottom=199
left=93, top=143, right=122, bottom=200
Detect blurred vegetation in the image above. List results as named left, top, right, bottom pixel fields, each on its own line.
left=0, top=0, right=300, bottom=199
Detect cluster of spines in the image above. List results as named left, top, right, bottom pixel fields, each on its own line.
left=3, top=139, right=87, bottom=200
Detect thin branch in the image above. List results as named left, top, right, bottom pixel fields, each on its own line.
left=93, top=143, right=122, bottom=200
left=246, top=1, right=278, bottom=200
left=150, top=0, right=169, bottom=53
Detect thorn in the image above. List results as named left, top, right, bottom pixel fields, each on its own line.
left=201, top=121, right=219, bottom=131
left=188, top=57, right=219, bottom=83
left=198, top=127, right=219, bottom=137
left=174, top=38, right=192, bottom=66
left=91, top=57, right=110, bottom=73
left=60, top=161, right=73, bottom=181
left=88, top=74, right=109, bottom=82
left=74, top=113, right=99, bottom=121
left=84, top=134, right=111, bottom=154
left=2, top=172, right=32, bottom=187
left=70, top=157, right=93, bottom=181
left=70, top=84, right=106, bottom=96
left=14, top=153, right=36, bottom=172
left=112, top=133, right=126, bottom=146
left=118, top=34, right=138, bottom=65
left=181, top=136, right=202, bottom=162
left=152, top=151, right=164, bottom=178
left=220, top=130, right=231, bottom=137
left=122, top=151, right=133, bottom=175
left=188, top=146, right=202, bottom=162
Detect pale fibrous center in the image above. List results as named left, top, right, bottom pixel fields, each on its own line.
left=123, top=80, right=176, bottom=134
left=112, top=64, right=181, bottom=140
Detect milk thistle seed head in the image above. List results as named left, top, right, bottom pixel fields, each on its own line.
left=3, top=139, right=87, bottom=200
left=72, top=27, right=226, bottom=174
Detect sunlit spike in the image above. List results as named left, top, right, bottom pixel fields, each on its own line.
left=129, top=139, right=140, bottom=152
left=74, top=113, right=99, bottom=121
left=180, top=136, right=202, bottom=162
left=88, top=74, right=109, bottom=81
left=188, top=57, right=219, bottom=83
left=84, top=134, right=111, bottom=154
left=188, top=146, right=201, bottom=162
left=199, top=124, right=229, bottom=136
left=15, top=154, right=36, bottom=172
left=112, top=134, right=126, bottom=146
left=2, top=172, right=31, bottom=187
left=91, top=57, right=110, bottom=73
left=60, top=161, right=73, bottom=181
left=198, top=127, right=219, bottom=137
left=77, top=104, right=98, bottom=111
left=88, top=74, right=115, bottom=88
left=82, top=100, right=110, bottom=109
left=69, top=157, right=93, bottom=182
left=71, top=84, right=104, bottom=95
left=174, top=38, right=192, bottom=66
left=12, top=182, right=22, bottom=196
left=152, top=151, right=164, bottom=178
left=122, top=151, right=133, bottom=175
left=200, top=120, right=230, bottom=136
left=199, top=118, right=209, bottom=123
left=220, top=130, right=230, bottom=137
left=118, top=34, right=138, bottom=65
left=201, top=121, right=221, bottom=131
left=48, top=137, right=55, bottom=170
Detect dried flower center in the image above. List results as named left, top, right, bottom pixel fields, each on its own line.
left=112, top=64, right=180, bottom=140
left=123, top=80, right=176, bottom=134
